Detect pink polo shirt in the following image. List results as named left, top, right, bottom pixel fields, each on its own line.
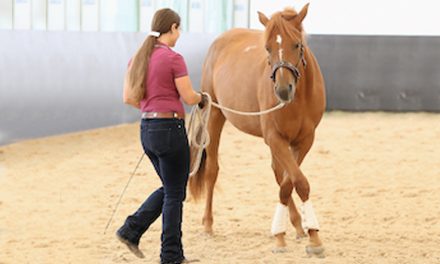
left=140, top=43, right=188, bottom=115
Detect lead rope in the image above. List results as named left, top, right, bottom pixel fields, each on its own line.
left=188, top=93, right=285, bottom=176
left=104, top=153, right=145, bottom=234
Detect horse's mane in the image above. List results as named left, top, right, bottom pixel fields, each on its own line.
left=265, top=7, right=307, bottom=44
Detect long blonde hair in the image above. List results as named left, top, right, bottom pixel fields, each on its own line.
left=128, top=8, right=181, bottom=102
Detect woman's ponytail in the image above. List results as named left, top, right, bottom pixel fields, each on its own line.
left=127, top=35, right=157, bottom=102
left=124, top=8, right=180, bottom=104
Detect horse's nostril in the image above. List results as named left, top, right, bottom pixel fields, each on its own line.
left=277, top=89, right=289, bottom=101
left=288, top=84, right=293, bottom=92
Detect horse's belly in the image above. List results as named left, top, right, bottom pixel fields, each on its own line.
left=225, top=114, right=263, bottom=138
left=213, top=67, right=264, bottom=138
left=216, top=90, right=264, bottom=138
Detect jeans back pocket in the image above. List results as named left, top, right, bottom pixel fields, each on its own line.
left=146, top=128, right=172, bottom=155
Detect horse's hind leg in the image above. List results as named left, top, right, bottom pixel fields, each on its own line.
left=202, top=107, right=226, bottom=234
left=271, top=156, right=307, bottom=241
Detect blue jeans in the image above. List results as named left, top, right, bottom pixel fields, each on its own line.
left=117, top=118, right=189, bottom=264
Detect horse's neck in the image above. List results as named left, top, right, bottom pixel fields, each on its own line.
left=300, top=47, right=319, bottom=90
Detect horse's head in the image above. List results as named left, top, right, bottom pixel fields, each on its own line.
left=258, top=4, right=309, bottom=103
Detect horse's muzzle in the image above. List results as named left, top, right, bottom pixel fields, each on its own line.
left=275, top=84, right=295, bottom=103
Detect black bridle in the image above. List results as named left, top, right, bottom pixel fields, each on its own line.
left=270, top=43, right=307, bottom=83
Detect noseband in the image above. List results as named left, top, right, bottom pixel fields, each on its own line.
left=270, top=43, right=307, bottom=83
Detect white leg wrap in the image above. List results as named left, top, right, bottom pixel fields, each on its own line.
left=271, top=203, right=288, bottom=235
left=300, top=200, right=320, bottom=232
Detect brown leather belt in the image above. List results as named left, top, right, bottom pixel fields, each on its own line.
left=142, top=112, right=185, bottom=120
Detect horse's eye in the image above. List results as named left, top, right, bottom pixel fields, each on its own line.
left=293, top=43, right=300, bottom=49
left=265, top=46, right=271, bottom=53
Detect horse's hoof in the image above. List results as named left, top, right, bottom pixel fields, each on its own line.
left=295, top=233, right=307, bottom=243
left=272, top=247, right=288, bottom=254
left=305, top=245, right=325, bottom=258
left=203, top=229, right=214, bottom=236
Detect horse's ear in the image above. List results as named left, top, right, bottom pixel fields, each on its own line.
left=258, top=11, right=269, bottom=27
left=296, top=3, right=310, bottom=23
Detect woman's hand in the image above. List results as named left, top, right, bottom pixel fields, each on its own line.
left=198, top=93, right=208, bottom=109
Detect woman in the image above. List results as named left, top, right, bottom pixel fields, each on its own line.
left=117, top=8, right=206, bottom=264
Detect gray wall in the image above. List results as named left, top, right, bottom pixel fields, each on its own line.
left=0, top=31, right=215, bottom=145
left=1, top=32, right=439, bottom=145
left=309, top=35, right=440, bottom=111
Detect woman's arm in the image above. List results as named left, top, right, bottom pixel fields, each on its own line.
left=175, top=76, right=202, bottom=105
left=123, top=81, right=141, bottom=109
left=123, top=97, right=141, bottom=109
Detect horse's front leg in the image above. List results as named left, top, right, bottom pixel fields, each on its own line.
left=267, top=132, right=324, bottom=256
left=291, top=134, right=324, bottom=256
left=271, top=155, right=307, bottom=241
left=267, top=133, right=298, bottom=251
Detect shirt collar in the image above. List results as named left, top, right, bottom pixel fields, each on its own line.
left=155, top=41, right=171, bottom=50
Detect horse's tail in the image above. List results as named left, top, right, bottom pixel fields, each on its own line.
left=189, top=147, right=207, bottom=201
left=188, top=41, right=216, bottom=201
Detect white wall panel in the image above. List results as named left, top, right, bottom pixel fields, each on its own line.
left=81, top=0, right=98, bottom=31
left=0, top=0, right=13, bottom=29
left=31, top=0, right=46, bottom=30
left=48, top=0, right=65, bottom=30
left=233, top=0, right=248, bottom=28
left=13, top=0, right=31, bottom=29
left=188, top=0, right=203, bottom=33
left=66, top=0, right=80, bottom=31
left=139, top=0, right=155, bottom=32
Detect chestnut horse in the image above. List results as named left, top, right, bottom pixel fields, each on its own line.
left=190, top=4, right=325, bottom=255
